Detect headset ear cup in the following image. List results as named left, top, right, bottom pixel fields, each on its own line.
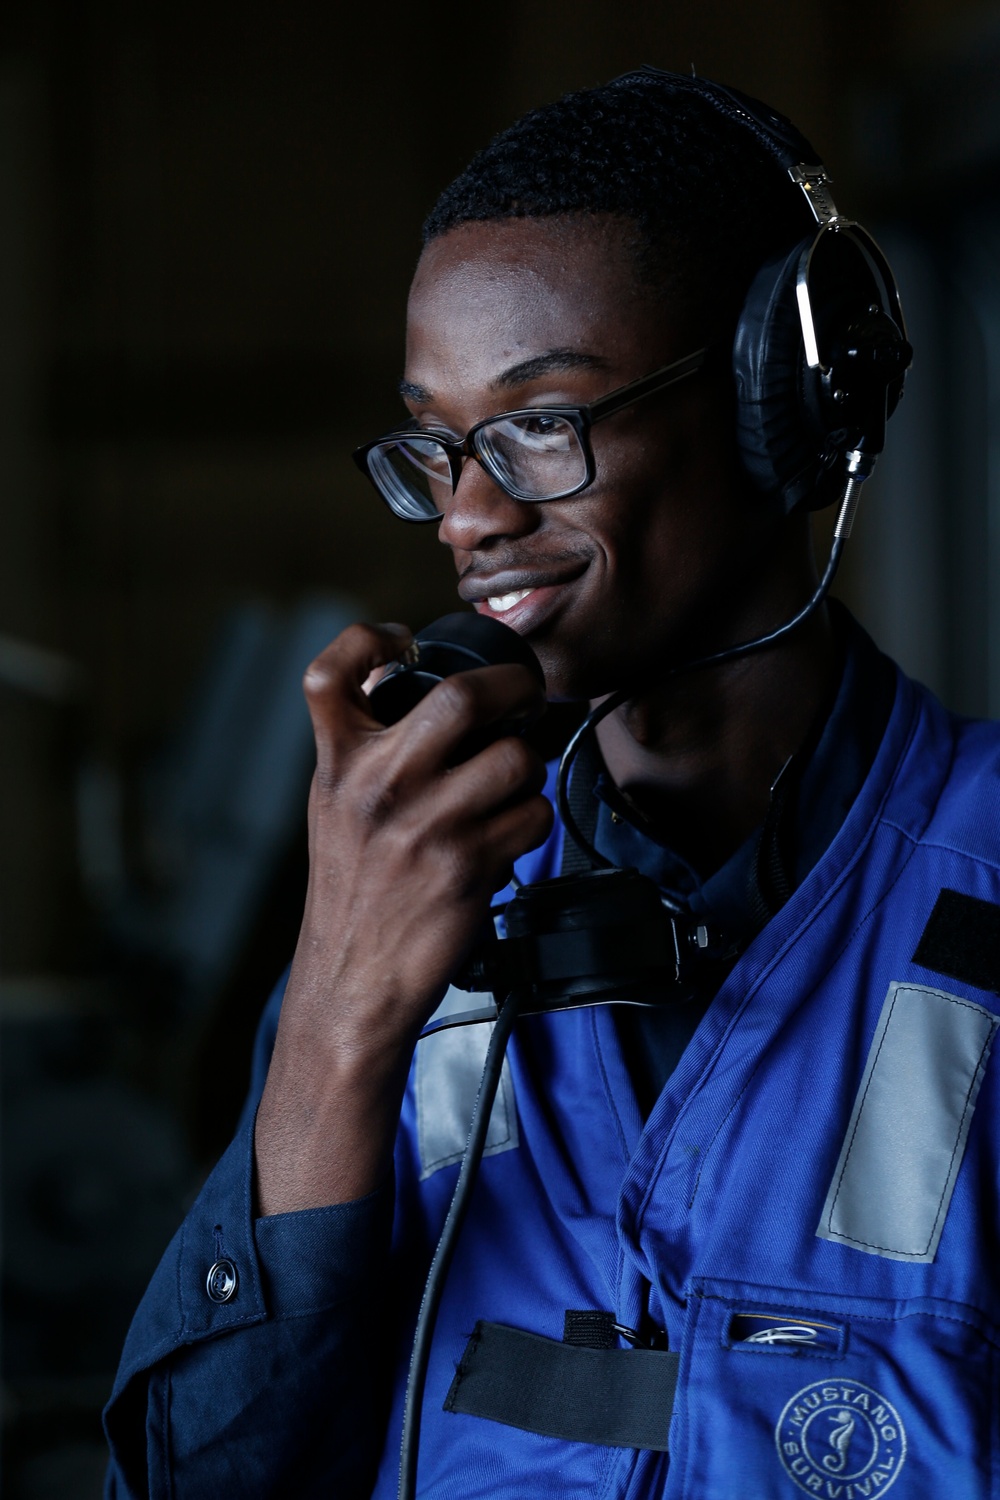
left=732, top=239, right=826, bottom=514
left=734, top=228, right=910, bottom=515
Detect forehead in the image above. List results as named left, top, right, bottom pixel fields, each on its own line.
left=405, top=216, right=684, bottom=394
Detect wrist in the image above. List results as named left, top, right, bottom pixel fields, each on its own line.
left=253, top=1021, right=413, bottom=1216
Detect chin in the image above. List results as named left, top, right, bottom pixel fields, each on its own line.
left=536, top=646, right=631, bottom=706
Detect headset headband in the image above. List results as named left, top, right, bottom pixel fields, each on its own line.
left=610, top=64, right=912, bottom=520
left=625, top=66, right=839, bottom=226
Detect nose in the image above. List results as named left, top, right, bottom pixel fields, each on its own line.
left=437, top=455, right=539, bottom=554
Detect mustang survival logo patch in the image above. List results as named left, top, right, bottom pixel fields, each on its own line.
left=775, top=1379, right=907, bottom=1496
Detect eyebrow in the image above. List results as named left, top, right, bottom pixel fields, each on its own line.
left=491, top=348, right=611, bottom=391
left=398, top=348, right=612, bottom=406
left=398, top=377, right=433, bottom=403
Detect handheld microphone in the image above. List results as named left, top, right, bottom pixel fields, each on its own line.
left=368, top=611, right=735, bottom=1017
left=367, top=611, right=546, bottom=757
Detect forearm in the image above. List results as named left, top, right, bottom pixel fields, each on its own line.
left=254, top=1034, right=412, bottom=1214
left=252, top=930, right=425, bottom=1215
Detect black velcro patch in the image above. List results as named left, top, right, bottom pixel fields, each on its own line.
left=563, top=1310, right=617, bottom=1349
left=445, top=1321, right=678, bottom=1451
left=912, top=889, right=1000, bottom=993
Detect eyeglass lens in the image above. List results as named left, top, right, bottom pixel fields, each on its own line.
left=368, top=437, right=453, bottom=521
left=370, top=412, right=588, bottom=519
left=479, top=414, right=585, bottom=500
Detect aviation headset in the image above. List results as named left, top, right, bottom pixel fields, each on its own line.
left=627, top=66, right=911, bottom=520
left=375, top=70, right=913, bottom=1016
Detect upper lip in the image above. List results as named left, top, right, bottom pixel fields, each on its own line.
left=458, top=563, right=587, bottom=603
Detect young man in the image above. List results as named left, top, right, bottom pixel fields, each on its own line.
left=105, top=71, right=1000, bottom=1497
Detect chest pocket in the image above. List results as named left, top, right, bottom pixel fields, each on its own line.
left=668, top=1278, right=997, bottom=1498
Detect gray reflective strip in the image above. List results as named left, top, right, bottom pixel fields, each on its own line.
left=416, top=987, right=518, bottom=1179
left=817, top=981, right=998, bottom=1261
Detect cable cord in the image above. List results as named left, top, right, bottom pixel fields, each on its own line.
left=397, top=988, right=523, bottom=1500
left=396, top=485, right=860, bottom=1496
left=556, top=531, right=847, bottom=872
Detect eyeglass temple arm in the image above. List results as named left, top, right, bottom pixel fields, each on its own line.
left=585, top=347, right=710, bottom=423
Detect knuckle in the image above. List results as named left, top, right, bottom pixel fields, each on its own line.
left=303, top=623, right=385, bottom=696
left=303, top=657, right=335, bottom=700
left=357, top=777, right=401, bottom=825
left=433, top=674, right=478, bottom=724
left=441, top=838, right=479, bottom=898
left=491, top=735, right=535, bottom=787
left=347, top=755, right=410, bottom=826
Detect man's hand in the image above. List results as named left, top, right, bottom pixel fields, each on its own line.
left=254, top=621, right=552, bottom=1214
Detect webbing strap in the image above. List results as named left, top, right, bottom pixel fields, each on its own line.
left=560, top=734, right=602, bottom=875
left=443, top=1321, right=679, bottom=1451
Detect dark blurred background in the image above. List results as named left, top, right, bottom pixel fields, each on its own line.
left=2, top=2, right=999, bottom=1493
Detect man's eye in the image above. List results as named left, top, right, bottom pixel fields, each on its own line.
left=496, top=413, right=574, bottom=451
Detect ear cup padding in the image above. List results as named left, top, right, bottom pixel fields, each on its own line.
left=733, top=238, right=824, bottom=514
left=733, top=227, right=909, bottom=514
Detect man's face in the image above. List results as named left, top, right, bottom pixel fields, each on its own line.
left=403, top=215, right=785, bottom=701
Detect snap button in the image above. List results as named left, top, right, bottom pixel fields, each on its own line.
left=206, top=1258, right=238, bottom=1303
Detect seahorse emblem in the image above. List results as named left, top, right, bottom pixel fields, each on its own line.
left=776, top=1379, right=907, bottom=1497
left=822, top=1410, right=856, bottom=1473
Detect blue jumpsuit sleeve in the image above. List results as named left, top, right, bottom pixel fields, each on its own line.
left=103, top=975, right=396, bottom=1500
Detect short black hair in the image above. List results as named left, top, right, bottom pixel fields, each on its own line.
left=423, top=70, right=817, bottom=335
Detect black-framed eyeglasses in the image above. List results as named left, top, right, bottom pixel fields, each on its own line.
left=352, top=346, right=709, bottom=523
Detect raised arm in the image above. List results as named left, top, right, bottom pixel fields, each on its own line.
left=255, top=619, right=552, bottom=1211
left=104, top=619, right=551, bottom=1499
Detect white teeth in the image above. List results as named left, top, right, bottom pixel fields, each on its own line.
left=487, top=588, right=533, bottom=612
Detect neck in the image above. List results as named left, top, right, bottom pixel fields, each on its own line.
left=594, top=603, right=838, bottom=877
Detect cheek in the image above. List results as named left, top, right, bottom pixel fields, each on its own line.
left=590, top=428, right=763, bottom=631
left=586, top=438, right=700, bottom=586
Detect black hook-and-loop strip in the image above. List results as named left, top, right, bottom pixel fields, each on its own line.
left=444, top=1321, right=680, bottom=1451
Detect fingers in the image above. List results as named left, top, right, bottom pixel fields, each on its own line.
left=303, top=621, right=412, bottom=761
left=300, top=619, right=550, bottom=897
left=432, top=726, right=549, bottom=821
left=404, top=785, right=553, bottom=921
left=304, top=621, right=412, bottom=706
left=472, top=786, right=555, bottom=883
left=304, top=619, right=546, bottom=783
left=369, top=662, right=545, bottom=789
left=405, top=662, right=545, bottom=749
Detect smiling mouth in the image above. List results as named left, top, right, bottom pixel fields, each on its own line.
left=486, top=588, right=534, bottom=612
